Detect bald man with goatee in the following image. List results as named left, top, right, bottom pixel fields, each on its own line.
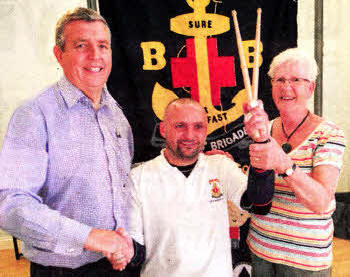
left=111, top=98, right=274, bottom=276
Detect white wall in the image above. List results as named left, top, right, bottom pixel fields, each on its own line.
left=323, top=0, right=350, bottom=192
left=0, top=0, right=86, bottom=147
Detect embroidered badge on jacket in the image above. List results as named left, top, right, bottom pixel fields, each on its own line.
left=209, top=178, right=223, bottom=200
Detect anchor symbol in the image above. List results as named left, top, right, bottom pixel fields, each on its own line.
left=152, top=0, right=248, bottom=134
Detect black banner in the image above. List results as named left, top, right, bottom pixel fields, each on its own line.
left=99, top=0, right=297, bottom=165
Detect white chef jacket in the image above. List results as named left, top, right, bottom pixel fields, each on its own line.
left=129, top=151, right=247, bottom=277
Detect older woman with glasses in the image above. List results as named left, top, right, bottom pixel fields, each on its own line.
left=243, top=48, right=346, bottom=277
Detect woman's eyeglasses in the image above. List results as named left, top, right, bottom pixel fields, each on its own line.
left=271, top=77, right=310, bottom=86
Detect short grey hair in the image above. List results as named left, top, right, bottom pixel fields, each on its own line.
left=55, top=7, right=110, bottom=51
left=268, top=48, right=319, bottom=81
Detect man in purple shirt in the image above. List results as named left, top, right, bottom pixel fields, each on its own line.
left=0, top=7, right=135, bottom=276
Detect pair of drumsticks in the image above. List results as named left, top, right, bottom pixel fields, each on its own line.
left=232, top=8, right=262, bottom=107
left=232, top=8, right=263, bottom=140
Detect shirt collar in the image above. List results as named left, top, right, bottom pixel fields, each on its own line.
left=159, top=149, right=204, bottom=171
left=100, top=86, right=119, bottom=111
left=57, top=76, right=116, bottom=111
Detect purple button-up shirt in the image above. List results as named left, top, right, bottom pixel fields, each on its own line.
left=0, top=77, right=133, bottom=268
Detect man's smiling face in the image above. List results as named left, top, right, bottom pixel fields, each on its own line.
left=54, top=20, right=112, bottom=96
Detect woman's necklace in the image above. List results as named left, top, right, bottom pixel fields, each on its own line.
left=281, top=111, right=310, bottom=153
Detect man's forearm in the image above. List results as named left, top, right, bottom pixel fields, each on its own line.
left=241, top=167, right=274, bottom=214
left=0, top=193, right=91, bottom=256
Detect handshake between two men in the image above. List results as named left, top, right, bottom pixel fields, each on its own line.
left=84, top=227, right=135, bottom=271
left=105, top=228, right=134, bottom=271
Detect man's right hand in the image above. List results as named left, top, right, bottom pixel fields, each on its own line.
left=105, top=228, right=134, bottom=271
left=84, top=228, right=130, bottom=256
left=84, top=228, right=135, bottom=270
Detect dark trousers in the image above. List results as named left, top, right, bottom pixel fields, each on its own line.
left=30, top=258, right=140, bottom=277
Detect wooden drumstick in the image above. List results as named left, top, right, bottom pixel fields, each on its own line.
left=232, top=10, right=256, bottom=106
left=252, top=8, right=262, bottom=102
left=232, top=9, right=264, bottom=140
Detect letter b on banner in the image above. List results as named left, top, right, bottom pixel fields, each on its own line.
left=242, top=40, right=263, bottom=67
left=141, top=42, right=166, bottom=70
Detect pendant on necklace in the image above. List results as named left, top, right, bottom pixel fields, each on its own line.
left=282, top=142, right=292, bottom=154
left=280, top=111, right=310, bottom=155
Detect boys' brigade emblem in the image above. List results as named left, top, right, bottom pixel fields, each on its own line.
left=209, top=178, right=223, bottom=199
